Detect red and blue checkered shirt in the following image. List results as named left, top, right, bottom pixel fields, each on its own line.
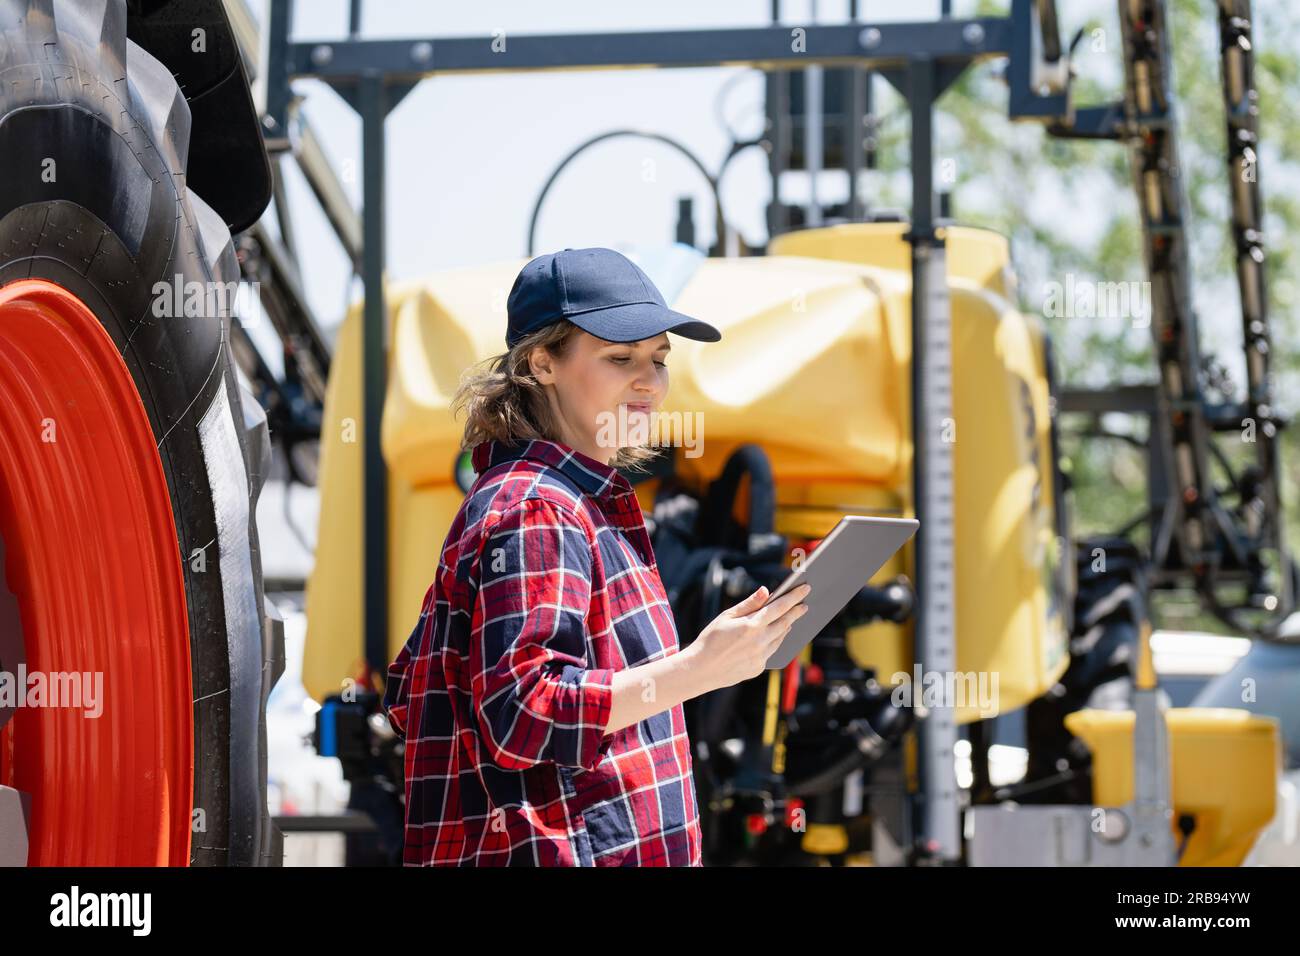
left=383, top=437, right=703, bottom=866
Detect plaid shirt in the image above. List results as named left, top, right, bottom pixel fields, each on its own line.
left=383, top=437, right=703, bottom=866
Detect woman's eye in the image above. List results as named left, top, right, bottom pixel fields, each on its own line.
left=609, top=356, right=668, bottom=368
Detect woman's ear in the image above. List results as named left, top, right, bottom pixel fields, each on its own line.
left=528, top=344, right=557, bottom=385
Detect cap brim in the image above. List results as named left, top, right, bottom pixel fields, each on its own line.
left=565, top=302, right=721, bottom=343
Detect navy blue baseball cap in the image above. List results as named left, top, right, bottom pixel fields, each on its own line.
left=505, top=247, right=721, bottom=348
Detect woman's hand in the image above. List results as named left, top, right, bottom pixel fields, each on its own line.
left=682, top=583, right=812, bottom=693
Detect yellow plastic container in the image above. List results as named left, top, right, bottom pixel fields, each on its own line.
left=767, top=223, right=1068, bottom=715
left=304, top=223, right=1069, bottom=723
left=1065, top=707, right=1281, bottom=866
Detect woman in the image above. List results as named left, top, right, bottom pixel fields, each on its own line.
left=382, top=246, right=811, bottom=866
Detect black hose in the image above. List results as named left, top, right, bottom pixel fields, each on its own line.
left=699, top=444, right=776, bottom=547
left=786, top=719, right=887, bottom=797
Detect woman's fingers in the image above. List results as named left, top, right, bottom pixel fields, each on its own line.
left=751, top=583, right=811, bottom=626
left=764, top=602, right=809, bottom=648
left=776, top=597, right=810, bottom=624
left=774, top=602, right=809, bottom=635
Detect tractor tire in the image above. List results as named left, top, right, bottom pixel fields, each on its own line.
left=0, top=0, right=281, bottom=865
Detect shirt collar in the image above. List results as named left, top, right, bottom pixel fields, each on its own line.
left=470, top=437, right=635, bottom=500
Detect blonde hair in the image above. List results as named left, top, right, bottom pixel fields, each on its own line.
left=452, top=319, right=664, bottom=473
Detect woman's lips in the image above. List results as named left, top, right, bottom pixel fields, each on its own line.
left=624, top=403, right=651, bottom=412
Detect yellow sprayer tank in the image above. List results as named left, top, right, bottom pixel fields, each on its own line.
left=303, top=222, right=1069, bottom=723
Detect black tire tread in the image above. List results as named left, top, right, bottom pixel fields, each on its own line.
left=0, top=0, right=278, bottom=866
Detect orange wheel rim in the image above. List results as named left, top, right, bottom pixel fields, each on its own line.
left=0, top=279, right=192, bottom=865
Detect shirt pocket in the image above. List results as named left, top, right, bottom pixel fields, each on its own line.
left=580, top=796, right=638, bottom=867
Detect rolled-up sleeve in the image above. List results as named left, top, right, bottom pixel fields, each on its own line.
left=469, top=497, right=615, bottom=772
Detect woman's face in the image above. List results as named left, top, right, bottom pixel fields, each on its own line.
left=528, top=329, right=670, bottom=465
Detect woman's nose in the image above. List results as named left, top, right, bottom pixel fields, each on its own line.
left=631, top=363, right=661, bottom=389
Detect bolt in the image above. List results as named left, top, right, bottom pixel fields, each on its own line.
left=310, top=44, right=333, bottom=66
left=859, top=27, right=882, bottom=50
left=411, top=41, right=433, bottom=64
left=963, top=23, right=985, bottom=46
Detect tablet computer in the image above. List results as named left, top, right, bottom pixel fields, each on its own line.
left=763, top=515, right=918, bottom=669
